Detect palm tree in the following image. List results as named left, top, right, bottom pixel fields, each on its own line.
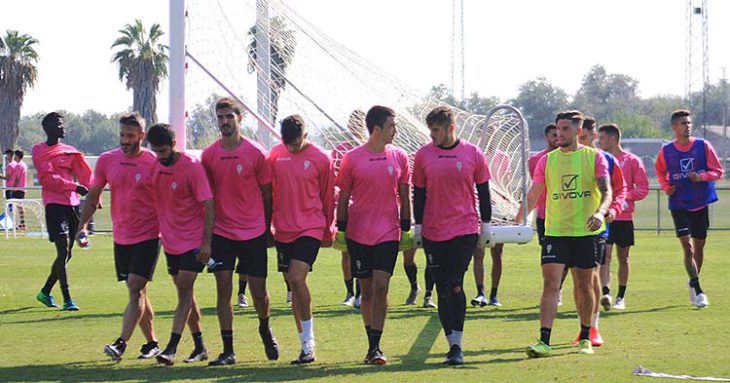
left=111, top=19, right=168, bottom=126
left=247, top=16, right=297, bottom=124
left=0, top=30, right=39, bottom=150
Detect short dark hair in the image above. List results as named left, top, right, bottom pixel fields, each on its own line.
left=4, top=149, right=13, bottom=155
left=365, top=105, right=396, bottom=134
left=555, top=110, right=585, bottom=126
left=146, top=123, right=175, bottom=147
left=215, top=97, right=244, bottom=115
left=14, top=149, right=24, bottom=159
left=598, top=124, right=622, bottom=141
left=671, top=109, right=691, bottom=123
left=280, top=114, right=305, bottom=145
left=425, top=106, right=455, bottom=128
left=582, top=116, right=596, bottom=132
left=544, top=124, right=557, bottom=135
left=41, top=112, right=63, bottom=131
left=119, top=112, right=146, bottom=131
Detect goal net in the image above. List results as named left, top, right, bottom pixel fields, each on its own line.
left=182, top=0, right=530, bottom=224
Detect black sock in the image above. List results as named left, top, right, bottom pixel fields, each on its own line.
left=489, top=287, right=498, bottom=300
left=42, top=278, right=55, bottom=295
left=345, top=278, right=354, bottom=296
left=259, top=316, right=270, bottom=333
left=425, top=268, right=435, bottom=293
left=540, top=327, right=551, bottom=346
left=404, top=264, right=418, bottom=289
left=238, top=280, right=247, bottom=296
left=191, top=332, right=205, bottom=351
left=689, top=278, right=703, bottom=295
left=355, top=279, right=361, bottom=298
left=617, top=285, right=627, bottom=299
left=451, top=289, right=467, bottom=332
left=579, top=325, right=591, bottom=340
left=165, top=332, right=182, bottom=354
left=367, top=329, right=382, bottom=352
left=602, top=286, right=610, bottom=296
left=113, top=337, right=127, bottom=353
left=476, top=284, right=485, bottom=296
left=221, top=330, right=234, bottom=354
left=61, top=286, right=71, bottom=302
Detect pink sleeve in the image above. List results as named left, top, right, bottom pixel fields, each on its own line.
left=191, top=162, right=213, bottom=203
left=33, top=157, right=77, bottom=192
left=412, top=151, right=426, bottom=188
left=629, top=156, right=649, bottom=201
left=72, top=154, right=93, bottom=188
left=319, top=155, right=336, bottom=240
left=475, top=149, right=491, bottom=184
left=256, top=149, right=272, bottom=186
left=92, top=155, right=109, bottom=189
left=701, top=141, right=724, bottom=182
left=594, top=152, right=609, bottom=179
left=532, top=156, right=547, bottom=184
left=608, top=163, right=626, bottom=217
left=4, top=165, right=14, bottom=186
left=528, top=155, right=538, bottom=178
left=398, top=150, right=410, bottom=185
left=654, top=149, right=671, bottom=192
left=200, top=149, right=215, bottom=190
left=336, top=153, right=353, bottom=193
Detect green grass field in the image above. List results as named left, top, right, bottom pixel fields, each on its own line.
left=1, top=233, right=729, bottom=383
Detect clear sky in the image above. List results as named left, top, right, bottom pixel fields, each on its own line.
left=2, top=0, right=728, bottom=120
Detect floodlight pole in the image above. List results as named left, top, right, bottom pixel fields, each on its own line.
left=169, top=0, right=186, bottom=151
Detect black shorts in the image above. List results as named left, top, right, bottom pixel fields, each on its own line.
left=423, top=234, right=477, bottom=284
left=211, top=233, right=269, bottom=278
left=536, top=218, right=546, bottom=246
left=671, top=207, right=710, bottom=239
left=4, top=190, right=11, bottom=200
left=607, top=220, right=635, bottom=247
left=165, top=249, right=205, bottom=276
left=114, top=238, right=160, bottom=281
left=6, top=191, right=25, bottom=199
left=276, top=236, right=321, bottom=273
left=542, top=236, right=598, bottom=269
left=44, top=204, right=80, bottom=242
left=346, top=239, right=399, bottom=279
left=595, top=236, right=607, bottom=265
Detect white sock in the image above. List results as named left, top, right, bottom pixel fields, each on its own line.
left=592, top=312, right=599, bottom=328
left=446, top=331, right=463, bottom=347
left=301, top=319, right=314, bottom=345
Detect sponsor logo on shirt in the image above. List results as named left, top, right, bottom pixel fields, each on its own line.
left=221, top=156, right=239, bottom=160
left=120, top=162, right=138, bottom=167
left=680, top=158, right=695, bottom=172
left=438, top=155, right=457, bottom=159
left=277, top=157, right=292, bottom=161
left=369, top=157, right=387, bottom=162
left=551, top=174, right=591, bottom=200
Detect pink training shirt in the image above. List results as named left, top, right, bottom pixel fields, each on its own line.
left=614, top=150, right=649, bottom=221
left=336, top=144, right=410, bottom=245
left=269, top=143, right=335, bottom=243
left=655, top=137, right=724, bottom=199
left=4, top=161, right=16, bottom=188
left=529, top=149, right=550, bottom=219
left=153, top=153, right=213, bottom=255
left=31, top=142, right=92, bottom=207
left=93, top=148, right=159, bottom=245
left=413, top=141, right=490, bottom=242
left=201, top=138, right=272, bottom=241
left=13, top=161, right=27, bottom=190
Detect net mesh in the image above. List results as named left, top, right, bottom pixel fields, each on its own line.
left=184, top=0, right=529, bottom=223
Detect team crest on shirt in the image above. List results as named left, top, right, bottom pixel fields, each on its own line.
left=456, top=162, right=463, bottom=172
left=135, top=173, right=141, bottom=183
left=171, top=182, right=178, bottom=191
left=387, top=165, right=394, bottom=176
left=304, top=160, right=311, bottom=170
left=236, top=164, right=243, bottom=175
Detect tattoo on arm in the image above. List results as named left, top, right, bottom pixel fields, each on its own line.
left=596, top=176, right=612, bottom=215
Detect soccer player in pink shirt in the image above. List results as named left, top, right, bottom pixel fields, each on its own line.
left=201, top=97, right=279, bottom=366
left=146, top=123, right=214, bottom=366
left=32, top=112, right=93, bottom=311
left=335, top=105, right=412, bottom=365
left=2, top=149, right=16, bottom=199
left=412, top=106, right=493, bottom=365
left=332, top=110, right=366, bottom=307
left=598, top=123, right=649, bottom=310
left=75, top=112, right=162, bottom=361
left=12, top=150, right=28, bottom=230
left=654, top=109, right=723, bottom=308
left=270, top=115, right=335, bottom=364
